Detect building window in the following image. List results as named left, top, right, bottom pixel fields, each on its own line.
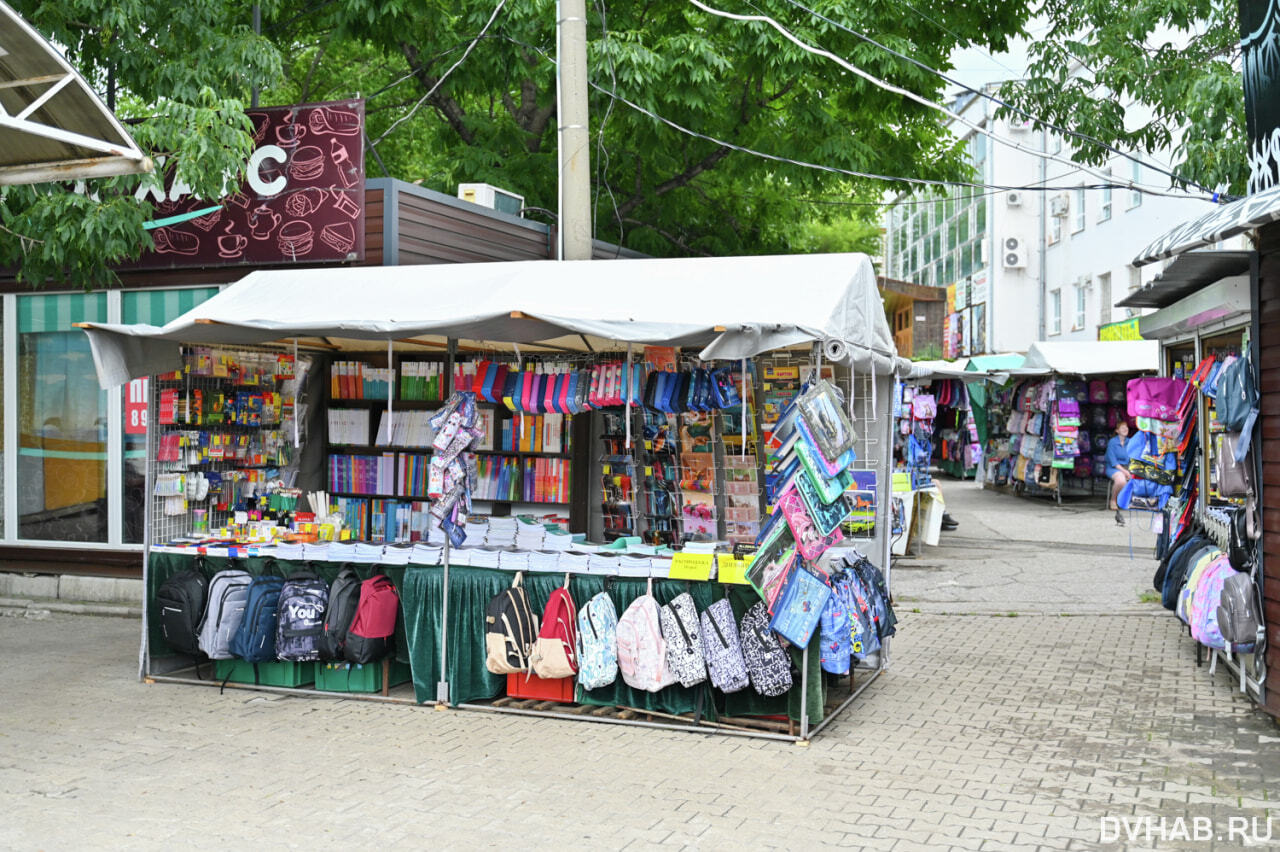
left=1074, top=283, right=1087, bottom=330
left=1050, top=290, right=1062, bottom=335
left=1072, top=186, right=1086, bottom=234
left=18, top=293, right=109, bottom=542
left=1126, top=266, right=1142, bottom=318
left=1129, top=160, right=1143, bottom=209
left=1098, top=170, right=1112, bottom=223
left=1049, top=214, right=1062, bottom=245
left=1098, top=271, right=1112, bottom=326
left=1051, top=133, right=1062, bottom=154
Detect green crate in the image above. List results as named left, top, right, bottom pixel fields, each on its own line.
left=213, top=659, right=315, bottom=688
left=314, top=659, right=412, bottom=693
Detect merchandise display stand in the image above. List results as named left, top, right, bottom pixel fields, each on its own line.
left=84, top=252, right=905, bottom=742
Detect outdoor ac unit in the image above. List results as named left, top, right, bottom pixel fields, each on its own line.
left=1006, top=191, right=1023, bottom=207
left=457, top=182, right=525, bottom=217
left=1002, top=236, right=1027, bottom=269
left=1008, top=117, right=1032, bottom=132
left=1049, top=193, right=1070, bottom=218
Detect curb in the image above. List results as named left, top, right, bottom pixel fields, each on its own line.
left=0, top=596, right=141, bottom=619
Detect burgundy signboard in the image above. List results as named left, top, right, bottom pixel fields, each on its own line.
left=131, top=99, right=365, bottom=269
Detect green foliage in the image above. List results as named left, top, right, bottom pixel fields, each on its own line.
left=997, top=0, right=1245, bottom=195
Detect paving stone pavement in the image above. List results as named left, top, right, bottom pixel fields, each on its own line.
left=2, top=482, right=1278, bottom=850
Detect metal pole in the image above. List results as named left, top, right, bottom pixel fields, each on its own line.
left=140, top=375, right=157, bottom=679
left=437, top=538, right=450, bottom=704
left=556, top=0, right=592, bottom=260
left=799, top=645, right=809, bottom=740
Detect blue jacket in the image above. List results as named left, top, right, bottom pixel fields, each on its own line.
left=1104, top=435, right=1129, bottom=477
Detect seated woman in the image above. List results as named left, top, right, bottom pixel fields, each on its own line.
left=1105, top=421, right=1132, bottom=526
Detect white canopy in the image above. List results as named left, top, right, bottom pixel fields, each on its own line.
left=905, top=359, right=986, bottom=381
left=1008, top=340, right=1159, bottom=377
left=82, top=252, right=904, bottom=387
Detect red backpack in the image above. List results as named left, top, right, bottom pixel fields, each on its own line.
left=343, top=574, right=399, bottom=664
left=530, top=583, right=578, bottom=679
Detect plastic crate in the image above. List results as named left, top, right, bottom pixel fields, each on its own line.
left=314, top=659, right=412, bottom=693
left=213, top=659, right=314, bottom=688
left=507, top=671, right=575, bottom=702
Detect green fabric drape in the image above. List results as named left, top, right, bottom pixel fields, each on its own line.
left=148, top=554, right=828, bottom=724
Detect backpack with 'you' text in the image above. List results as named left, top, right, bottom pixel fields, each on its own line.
left=275, top=567, right=329, bottom=663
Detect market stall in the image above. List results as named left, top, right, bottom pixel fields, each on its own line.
left=82, top=252, right=901, bottom=742
left=986, top=341, right=1159, bottom=503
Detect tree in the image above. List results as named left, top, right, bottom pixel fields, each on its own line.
left=996, top=0, right=1245, bottom=196
left=0, top=0, right=280, bottom=286
left=265, top=0, right=1032, bottom=256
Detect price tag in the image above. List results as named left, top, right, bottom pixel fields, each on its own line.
left=717, top=555, right=752, bottom=585
left=602, top=464, right=611, bottom=474
left=644, top=466, right=653, bottom=477
left=668, top=552, right=715, bottom=581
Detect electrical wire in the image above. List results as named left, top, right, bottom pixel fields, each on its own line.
left=687, top=0, right=1212, bottom=201
left=371, top=0, right=508, bottom=149
left=776, top=0, right=1218, bottom=198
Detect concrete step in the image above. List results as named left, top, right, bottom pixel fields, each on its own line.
left=0, top=573, right=143, bottom=619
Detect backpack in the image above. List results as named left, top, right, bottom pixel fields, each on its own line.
left=659, top=592, right=707, bottom=688
left=344, top=574, right=400, bottom=664
left=700, top=598, right=749, bottom=693
left=484, top=572, right=539, bottom=674
left=275, top=568, right=330, bottom=662
left=197, top=568, right=253, bottom=660
left=576, top=591, right=619, bottom=690
left=530, top=582, right=578, bottom=679
left=228, top=571, right=286, bottom=663
left=739, top=602, right=793, bottom=697
left=616, top=578, right=676, bottom=692
left=155, top=565, right=209, bottom=657
left=1126, top=376, right=1186, bottom=421
left=1216, top=354, right=1257, bottom=431
left=818, top=590, right=852, bottom=676
left=319, top=565, right=361, bottom=660
left=1189, top=556, right=1235, bottom=649
left=1216, top=572, right=1261, bottom=647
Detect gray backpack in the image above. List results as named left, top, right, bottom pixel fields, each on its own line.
left=660, top=592, right=707, bottom=688
left=739, top=601, right=793, bottom=697
left=1216, top=572, right=1260, bottom=646
left=700, top=598, right=748, bottom=693
left=196, top=569, right=253, bottom=660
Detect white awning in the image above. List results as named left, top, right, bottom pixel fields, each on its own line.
left=0, top=1, right=149, bottom=184
left=1007, top=340, right=1160, bottom=377
left=1133, top=185, right=1280, bottom=267
left=80, top=253, right=907, bottom=387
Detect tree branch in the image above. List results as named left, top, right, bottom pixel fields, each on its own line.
left=400, top=42, right=476, bottom=145
left=615, top=145, right=732, bottom=219
left=622, top=217, right=711, bottom=256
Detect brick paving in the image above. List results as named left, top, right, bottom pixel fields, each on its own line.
left=2, top=482, right=1278, bottom=850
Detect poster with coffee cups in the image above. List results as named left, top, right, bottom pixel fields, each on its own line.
left=130, top=99, right=365, bottom=269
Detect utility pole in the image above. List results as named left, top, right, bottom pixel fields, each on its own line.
left=557, top=0, right=592, bottom=260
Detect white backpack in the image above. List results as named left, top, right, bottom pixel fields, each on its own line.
left=660, top=592, right=707, bottom=688
left=576, top=591, right=619, bottom=690
left=616, top=579, right=676, bottom=692
left=197, top=569, right=253, bottom=660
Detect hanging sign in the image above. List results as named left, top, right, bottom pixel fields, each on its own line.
left=125, top=378, right=149, bottom=435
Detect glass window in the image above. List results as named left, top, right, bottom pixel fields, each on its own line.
left=1050, top=290, right=1062, bottom=335
left=1129, top=160, right=1143, bottom=209
left=1050, top=214, right=1062, bottom=244
left=1099, top=170, right=1112, bottom=222
left=1098, top=271, right=1112, bottom=326
left=18, top=293, right=108, bottom=542
left=944, top=256, right=955, bottom=285
left=958, top=210, right=970, bottom=243
left=1072, top=186, right=1086, bottom=233
left=975, top=197, right=987, bottom=235
left=119, top=288, right=221, bottom=543
left=1074, top=284, right=1087, bottom=330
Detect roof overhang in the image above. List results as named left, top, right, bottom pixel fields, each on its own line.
left=1132, top=185, right=1280, bottom=267
left=1117, top=250, right=1254, bottom=309
left=1137, top=274, right=1252, bottom=341
left=0, top=1, right=150, bottom=185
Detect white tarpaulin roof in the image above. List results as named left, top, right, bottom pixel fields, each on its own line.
left=1007, top=340, right=1159, bottom=377
left=82, top=252, right=904, bottom=387
left=905, top=359, right=987, bottom=381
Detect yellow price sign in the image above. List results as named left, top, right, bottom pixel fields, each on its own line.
left=668, top=552, right=715, bottom=581
left=717, top=555, right=752, bottom=585
left=644, top=466, right=653, bottom=477
left=602, top=464, right=611, bottom=474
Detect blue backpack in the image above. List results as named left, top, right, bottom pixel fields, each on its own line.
left=576, top=592, right=619, bottom=690
left=819, top=591, right=852, bottom=675
left=229, top=571, right=286, bottom=663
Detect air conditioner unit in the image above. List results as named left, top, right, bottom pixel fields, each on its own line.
left=1002, top=236, right=1027, bottom=269
left=1006, top=191, right=1023, bottom=207
left=1049, top=193, right=1070, bottom=218
left=1008, top=117, right=1033, bottom=132
left=457, top=182, right=525, bottom=217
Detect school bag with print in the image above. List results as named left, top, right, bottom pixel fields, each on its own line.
left=319, top=565, right=361, bottom=660
left=739, top=602, right=793, bottom=697
left=344, top=574, right=400, bottom=664
left=818, top=590, right=852, bottom=675
left=576, top=591, right=619, bottom=690
left=485, top=572, right=539, bottom=674
left=659, top=592, right=707, bottom=688
left=275, top=568, right=330, bottom=662
left=228, top=571, right=286, bottom=663
left=699, top=598, right=748, bottom=693
left=156, top=564, right=209, bottom=658
left=616, top=578, right=677, bottom=692
left=530, top=581, right=578, bottom=679
left=198, top=568, right=254, bottom=660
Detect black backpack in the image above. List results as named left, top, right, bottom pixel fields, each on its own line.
left=155, top=565, right=209, bottom=657
left=484, top=572, right=539, bottom=674
left=275, top=567, right=330, bottom=662
left=319, top=565, right=362, bottom=660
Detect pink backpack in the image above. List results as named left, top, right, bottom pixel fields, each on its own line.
left=1189, top=556, right=1236, bottom=650
left=1126, top=377, right=1187, bottom=421
left=1089, top=380, right=1108, bottom=404
left=616, top=579, right=677, bottom=692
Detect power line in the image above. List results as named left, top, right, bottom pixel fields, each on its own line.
left=370, top=0, right=508, bottom=149
left=776, top=0, right=1218, bottom=198
left=687, top=0, right=1212, bottom=202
